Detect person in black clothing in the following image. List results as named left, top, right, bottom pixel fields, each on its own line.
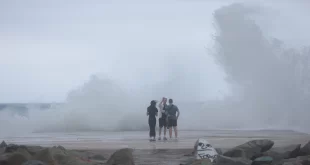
left=147, top=100, right=158, bottom=141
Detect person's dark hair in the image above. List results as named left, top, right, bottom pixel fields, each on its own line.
left=150, top=100, right=157, bottom=106
left=168, top=99, right=173, bottom=104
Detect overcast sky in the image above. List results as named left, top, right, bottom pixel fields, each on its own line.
left=1, top=0, right=310, bottom=103
left=0, top=0, right=235, bottom=103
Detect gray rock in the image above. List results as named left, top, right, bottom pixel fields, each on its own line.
left=4, top=144, right=43, bottom=156
left=264, top=144, right=301, bottom=161
left=16, top=147, right=32, bottom=160
left=300, top=141, right=310, bottom=156
left=215, top=148, right=223, bottom=155
left=22, top=160, right=47, bottom=165
left=4, top=144, right=27, bottom=153
left=55, top=145, right=66, bottom=151
left=107, top=148, right=135, bottom=165
left=0, top=152, right=30, bottom=165
left=223, top=139, right=274, bottom=160
left=25, top=146, right=44, bottom=156
left=274, top=157, right=307, bottom=165
left=0, top=141, right=7, bottom=148
left=4, top=144, right=17, bottom=152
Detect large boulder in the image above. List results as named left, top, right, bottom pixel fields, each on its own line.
left=16, top=147, right=32, bottom=160
left=193, top=138, right=219, bottom=162
left=274, top=156, right=310, bottom=165
left=33, top=147, right=84, bottom=165
left=215, top=155, right=252, bottom=165
left=0, top=152, right=30, bottom=165
left=4, top=144, right=27, bottom=153
left=223, top=139, right=274, bottom=160
left=107, top=148, right=134, bottom=165
left=300, top=141, right=310, bottom=156
left=4, top=144, right=43, bottom=156
left=264, top=144, right=301, bottom=162
left=26, top=146, right=44, bottom=156
left=33, top=148, right=58, bottom=165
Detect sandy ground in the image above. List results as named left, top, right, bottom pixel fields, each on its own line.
left=1, top=130, right=309, bottom=165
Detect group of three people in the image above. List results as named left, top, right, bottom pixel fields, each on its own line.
left=147, top=97, right=180, bottom=141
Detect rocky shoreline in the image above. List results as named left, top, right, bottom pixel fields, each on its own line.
left=0, top=139, right=310, bottom=165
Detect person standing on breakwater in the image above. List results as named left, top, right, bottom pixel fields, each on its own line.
left=158, top=97, right=168, bottom=140
left=166, top=98, right=180, bottom=140
left=147, top=100, right=158, bottom=141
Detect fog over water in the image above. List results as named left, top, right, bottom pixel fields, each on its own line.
left=1, top=0, right=310, bottom=135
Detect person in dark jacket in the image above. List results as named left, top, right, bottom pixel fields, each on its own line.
left=147, top=100, right=158, bottom=141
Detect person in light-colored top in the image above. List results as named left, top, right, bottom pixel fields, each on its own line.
left=158, top=97, right=168, bottom=140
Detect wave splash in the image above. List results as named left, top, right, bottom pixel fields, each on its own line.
left=209, top=3, right=310, bottom=133
left=1, top=2, right=310, bottom=134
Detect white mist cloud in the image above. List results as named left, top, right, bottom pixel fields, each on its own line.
left=1, top=0, right=310, bottom=134
left=0, top=0, right=229, bottom=103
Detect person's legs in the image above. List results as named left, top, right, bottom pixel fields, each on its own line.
left=163, top=126, right=167, bottom=140
left=166, top=118, right=169, bottom=130
left=174, top=119, right=178, bottom=138
left=158, top=118, right=163, bottom=140
left=173, top=126, right=178, bottom=138
left=152, top=119, right=156, bottom=139
left=168, top=118, right=173, bottom=138
left=148, top=119, right=152, bottom=138
left=168, top=119, right=177, bottom=138
left=162, top=118, right=167, bottom=140
left=149, top=118, right=156, bottom=140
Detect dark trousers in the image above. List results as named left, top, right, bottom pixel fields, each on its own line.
left=148, top=117, right=156, bottom=137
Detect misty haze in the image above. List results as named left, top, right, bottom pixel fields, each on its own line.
left=1, top=1, right=310, bottom=164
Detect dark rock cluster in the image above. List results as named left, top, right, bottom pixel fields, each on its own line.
left=183, top=139, right=310, bottom=165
